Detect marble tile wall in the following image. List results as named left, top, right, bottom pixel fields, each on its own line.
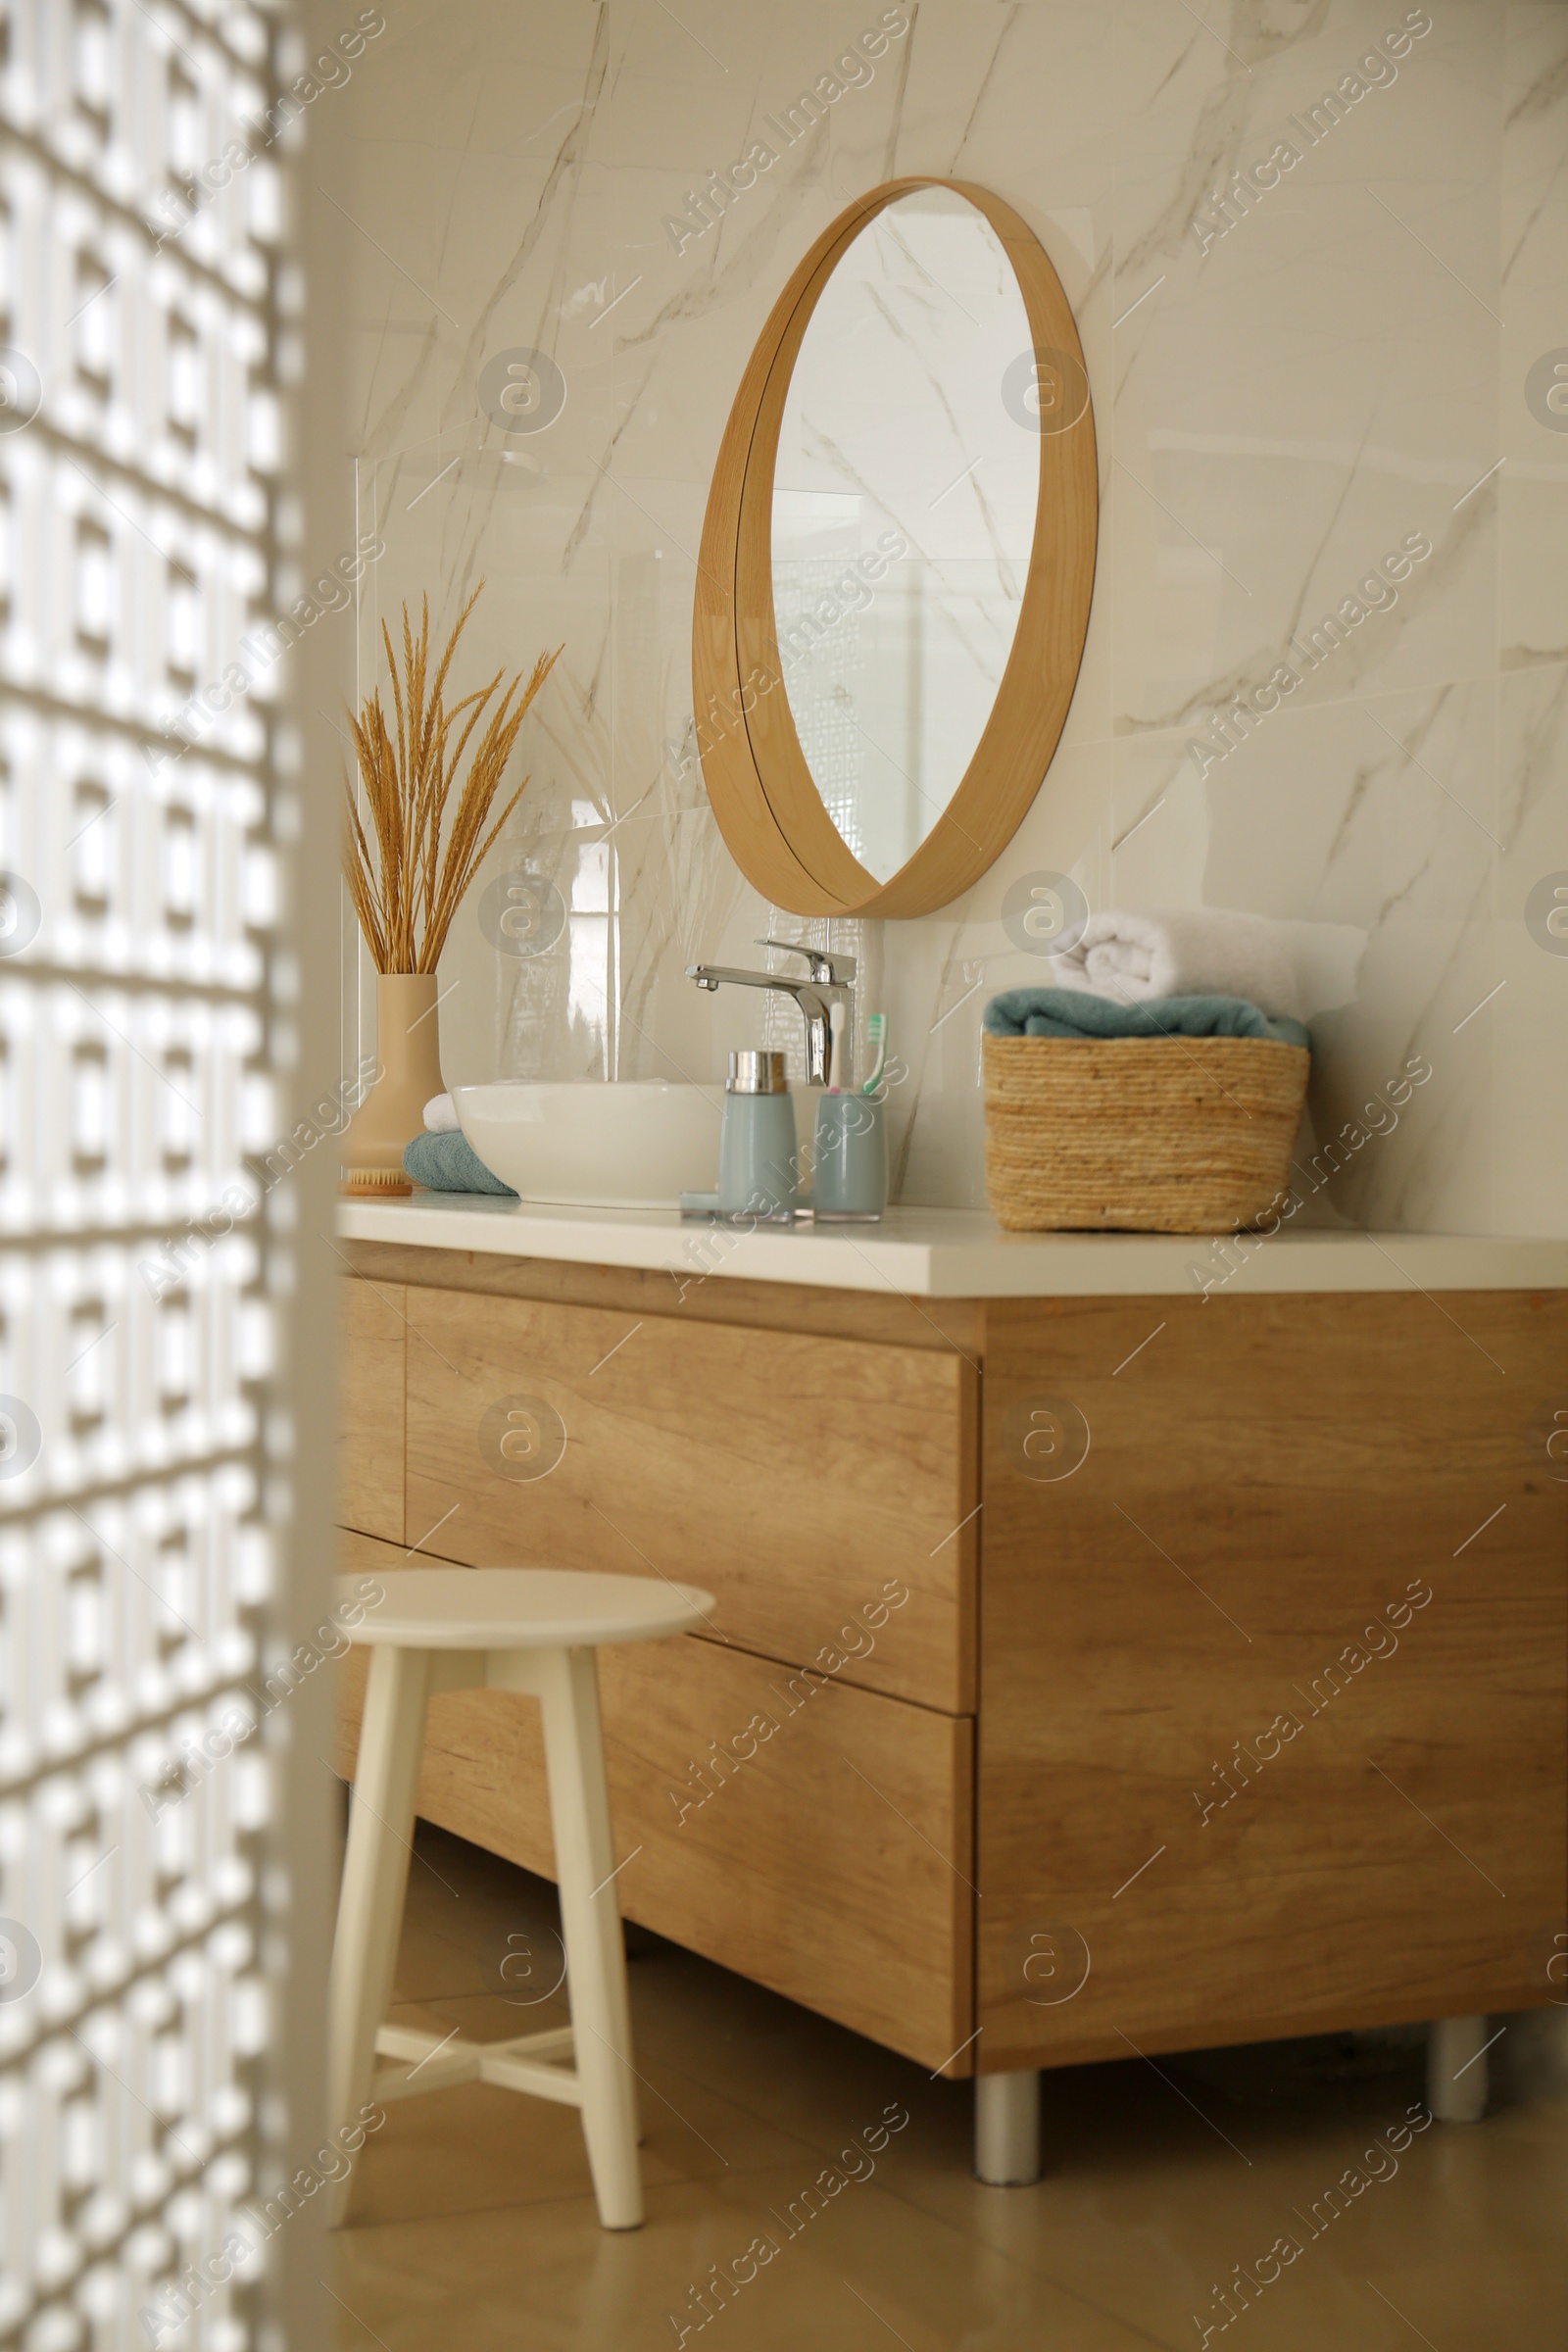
left=321, top=0, right=1568, bottom=1230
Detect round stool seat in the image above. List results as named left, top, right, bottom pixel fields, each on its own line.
left=335, top=1566, right=712, bottom=1650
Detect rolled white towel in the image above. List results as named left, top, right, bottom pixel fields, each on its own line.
left=423, top=1092, right=460, bottom=1133
left=1050, top=908, right=1302, bottom=1021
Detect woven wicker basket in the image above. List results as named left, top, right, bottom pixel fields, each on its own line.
left=982, top=1031, right=1310, bottom=1233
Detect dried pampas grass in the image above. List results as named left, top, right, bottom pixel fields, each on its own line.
left=343, top=583, right=561, bottom=973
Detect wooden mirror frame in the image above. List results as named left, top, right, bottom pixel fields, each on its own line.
left=693, top=176, right=1099, bottom=919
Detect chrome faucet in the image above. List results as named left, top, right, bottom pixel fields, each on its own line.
left=686, top=939, right=858, bottom=1088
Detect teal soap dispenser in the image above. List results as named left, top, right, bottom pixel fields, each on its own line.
left=716, top=1050, right=798, bottom=1221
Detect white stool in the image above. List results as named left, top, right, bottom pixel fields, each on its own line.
left=325, top=1566, right=712, bottom=2231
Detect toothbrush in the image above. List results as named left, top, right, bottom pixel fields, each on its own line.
left=860, top=1012, right=887, bottom=1095
left=827, top=1001, right=847, bottom=1091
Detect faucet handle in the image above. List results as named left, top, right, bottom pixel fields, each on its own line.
left=755, top=938, right=858, bottom=985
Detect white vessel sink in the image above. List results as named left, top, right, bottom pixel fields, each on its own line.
left=452, top=1080, right=722, bottom=1209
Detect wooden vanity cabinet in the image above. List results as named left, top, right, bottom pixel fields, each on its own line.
left=336, top=1247, right=1568, bottom=2082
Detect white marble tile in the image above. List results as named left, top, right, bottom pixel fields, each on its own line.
left=1483, top=659, right=1568, bottom=1236
left=1110, top=3, right=1501, bottom=742
left=1500, top=4, right=1568, bottom=671
left=1204, top=678, right=1499, bottom=1231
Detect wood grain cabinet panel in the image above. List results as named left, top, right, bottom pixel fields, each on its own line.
left=975, top=1292, right=1568, bottom=2071
left=338, top=1278, right=406, bottom=1544
left=333, top=1537, right=973, bottom=2073
left=400, top=1283, right=977, bottom=1712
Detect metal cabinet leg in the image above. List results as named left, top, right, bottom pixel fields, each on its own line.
left=1427, top=2015, right=1490, bottom=2123
left=975, top=2070, right=1041, bottom=2184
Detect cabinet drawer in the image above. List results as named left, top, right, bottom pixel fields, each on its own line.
left=401, top=1282, right=976, bottom=1712
left=338, top=1277, right=406, bottom=1544
left=334, top=1540, right=973, bottom=2073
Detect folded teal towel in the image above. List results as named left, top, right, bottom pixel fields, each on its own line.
left=402, top=1129, right=518, bottom=1197
left=983, top=988, right=1310, bottom=1051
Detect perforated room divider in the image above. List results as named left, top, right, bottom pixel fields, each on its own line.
left=0, top=6, right=334, bottom=2345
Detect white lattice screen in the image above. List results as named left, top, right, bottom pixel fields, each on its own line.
left=0, top=4, right=321, bottom=2346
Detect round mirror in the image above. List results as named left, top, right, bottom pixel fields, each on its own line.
left=772, top=187, right=1041, bottom=886
left=695, top=177, right=1097, bottom=918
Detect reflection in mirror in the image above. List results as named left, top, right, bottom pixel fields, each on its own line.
left=771, top=186, right=1040, bottom=886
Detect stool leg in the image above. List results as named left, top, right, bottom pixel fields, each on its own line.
left=537, top=1643, right=643, bottom=2229
left=325, top=1645, right=430, bottom=2228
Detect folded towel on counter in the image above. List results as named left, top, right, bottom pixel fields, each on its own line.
left=1049, top=907, right=1302, bottom=1022
left=422, top=1092, right=461, bottom=1133
left=402, top=1129, right=517, bottom=1197
left=983, top=987, right=1311, bottom=1051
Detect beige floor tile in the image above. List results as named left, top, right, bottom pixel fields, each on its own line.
left=611, top=1923, right=1566, bottom=2349
left=326, top=2163, right=1166, bottom=2352
left=326, top=1825, right=1565, bottom=2348
left=828, top=2038, right=1568, bottom=2352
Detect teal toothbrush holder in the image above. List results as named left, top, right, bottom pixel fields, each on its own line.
left=811, top=1092, right=887, bottom=1221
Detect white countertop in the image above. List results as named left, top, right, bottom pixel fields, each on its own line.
left=336, top=1195, right=1568, bottom=1298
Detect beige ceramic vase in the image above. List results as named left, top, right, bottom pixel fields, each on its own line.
left=339, top=972, right=445, bottom=1197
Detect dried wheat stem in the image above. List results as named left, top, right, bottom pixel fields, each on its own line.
left=342, top=582, right=562, bottom=976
